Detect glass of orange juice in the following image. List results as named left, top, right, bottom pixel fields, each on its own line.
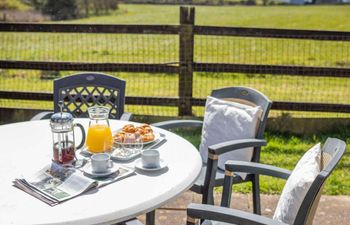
left=86, top=106, right=113, bottom=153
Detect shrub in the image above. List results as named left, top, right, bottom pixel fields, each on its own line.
left=42, top=0, right=78, bottom=20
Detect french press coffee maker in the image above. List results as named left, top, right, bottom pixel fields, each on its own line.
left=50, top=101, right=86, bottom=165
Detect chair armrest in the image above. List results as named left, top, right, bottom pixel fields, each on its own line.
left=120, top=112, right=133, bottom=121
left=151, top=120, right=203, bottom=130
left=187, top=203, right=288, bottom=225
left=30, top=111, right=53, bottom=121
left=209, top=138, right=267, bottom=156
left=225, top=160, right=291, bottom=180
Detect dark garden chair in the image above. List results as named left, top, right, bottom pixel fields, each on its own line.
left=152, top=86, right=272, bottom=213
left=31, top=72, right=132, bottom=121
left=31, top=72, right=137, bottom=224
left=187, top=137, right=346, bottom=225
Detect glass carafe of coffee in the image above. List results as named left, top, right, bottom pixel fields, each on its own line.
left=50, top=102, right=85, bottom=165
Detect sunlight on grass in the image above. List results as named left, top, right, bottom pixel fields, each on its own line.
left=66, top=4, right=350, bottom=31
left=1, top=5, right=350, bottom=195
left=1, top=5, right=350, bottom=117
left=174, top=127, right=350, bottom=195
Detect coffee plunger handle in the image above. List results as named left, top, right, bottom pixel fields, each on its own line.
left=58, top=101, right=64, bottom=114
left=75, top=123, right=86, bottom=149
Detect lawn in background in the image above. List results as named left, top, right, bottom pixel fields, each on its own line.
left=1, top=5, right=350, bottom=114
left=1, top=4, right=350, bottom=194
left=175, top=127, right=350, bottom=195
left=73, top=4, right=350, bottom=31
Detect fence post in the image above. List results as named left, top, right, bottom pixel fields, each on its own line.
left=178, top=6, right=195, bottom=116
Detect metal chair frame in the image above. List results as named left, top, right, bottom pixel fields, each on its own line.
left=31, top=72, right=131, bottom=121
left=152, top=86, right=272, bottom=214
left=187, top=138, right=346, bottom=225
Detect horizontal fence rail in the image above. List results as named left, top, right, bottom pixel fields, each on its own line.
left=193, top=63, right=350, bottom=77
left=2, top=90, right=350, bottom=113
left=2, top=23, right=350, bottom=41
left=194, top=26, right=350, bottom=41
left=1, top=6, right=350, bottom=117
left=191, top=98, right=350, bottom=113
left=0, top=91, right=180, bottom=106
left=0, top=61, right=179, bottom=73
left=0, top=23, right=180, bottom=34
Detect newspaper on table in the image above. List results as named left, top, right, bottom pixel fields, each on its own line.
left=13, top=162, right=135, bottom=206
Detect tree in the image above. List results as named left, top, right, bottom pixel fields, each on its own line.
left=108, top=0, right=118, bottom=10
left=42, top=0, right=78, bottom=20
left=83, top=0, right=89, bottom=17
left=27, top=0, right=118, bottom=20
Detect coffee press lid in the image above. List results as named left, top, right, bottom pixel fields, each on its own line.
left=50, top=112, right=73, bottom=124
left=50, top=101, right=74, bottom=131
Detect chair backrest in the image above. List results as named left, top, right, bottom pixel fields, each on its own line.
left=211, top=86, right=272, bottom=162
left=293, top=138, right=346, bottom=225
left=53, top=72, right=126, bottom=119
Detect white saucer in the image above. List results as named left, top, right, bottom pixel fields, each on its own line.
left=79, top=147, right=114, bottom=157
left=83, top=162, right=119, bottom=177
left=134, top=158, right=167, bottom=171
left=79, top=147, right=94, bottom=156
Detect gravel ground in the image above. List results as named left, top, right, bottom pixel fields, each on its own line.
left=137, top=191, right=350, bottom=225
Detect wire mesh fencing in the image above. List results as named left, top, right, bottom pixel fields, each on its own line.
left=1, top=6, right=350, bottom=121
left=193, top=34, right=350, bottom=118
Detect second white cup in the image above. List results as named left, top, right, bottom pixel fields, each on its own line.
left=91, top=153, right=112, bottom=173
left=141, top=149, right=160, bottom=168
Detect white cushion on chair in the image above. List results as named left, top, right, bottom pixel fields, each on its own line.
left=199, top=96, right=262, bottom=178
left=273, top=143, right=321, bottom=225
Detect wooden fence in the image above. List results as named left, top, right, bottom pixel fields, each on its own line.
left=1, top=6, right=350, bottom=117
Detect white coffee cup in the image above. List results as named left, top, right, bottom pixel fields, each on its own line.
left=141, top=149, right=160, bottom=168
left=91, top=153, right=112, bottom=173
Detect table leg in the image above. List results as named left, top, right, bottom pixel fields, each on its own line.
left=146, top=210, right=155, bottom=225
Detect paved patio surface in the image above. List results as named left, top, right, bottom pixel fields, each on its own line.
left=137, top=191, right=350, bottom=224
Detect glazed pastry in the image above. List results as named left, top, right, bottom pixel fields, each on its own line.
left=114, top=123, right=155, bottom=143
left=122, top=124, right=136, bottom=133
left=142, top=133, right=155, bottom=142
left=114, top=132, right=125, bottom=143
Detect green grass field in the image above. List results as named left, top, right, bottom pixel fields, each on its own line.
left=176, top=127, right=350, bottom=195
left=1, top=5, right=350, bottom=112
left=72, top=4, right=350, bottom=31
left=0, top=0, right=30, bottom=10
left=71, top=4, right=349, bottom=195
left=1, top=4, right=350, bottom=194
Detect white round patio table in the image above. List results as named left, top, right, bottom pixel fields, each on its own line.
left=0, top=119, right=202, bottom=225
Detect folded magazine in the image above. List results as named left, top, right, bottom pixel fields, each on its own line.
left=13, top=162, right=135, bottom=206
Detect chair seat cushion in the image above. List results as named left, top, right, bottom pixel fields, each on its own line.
left=273, top=143, right=321, bottom=224
left=199, top=96, right=262, bottom=178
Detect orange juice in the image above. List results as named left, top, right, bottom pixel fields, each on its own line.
left=86, top=124, right=113, bottom=153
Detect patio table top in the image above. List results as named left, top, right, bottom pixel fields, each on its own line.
left=0, top=119, right=202, bottom=225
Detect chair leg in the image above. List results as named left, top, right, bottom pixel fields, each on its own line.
left=202, top=157, right=218, bottom=205
left=252, top=175, right=261, bottom=215
left=146, top=210, right=155, bottom=225
left=201, top=188, right=214, bottom=205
